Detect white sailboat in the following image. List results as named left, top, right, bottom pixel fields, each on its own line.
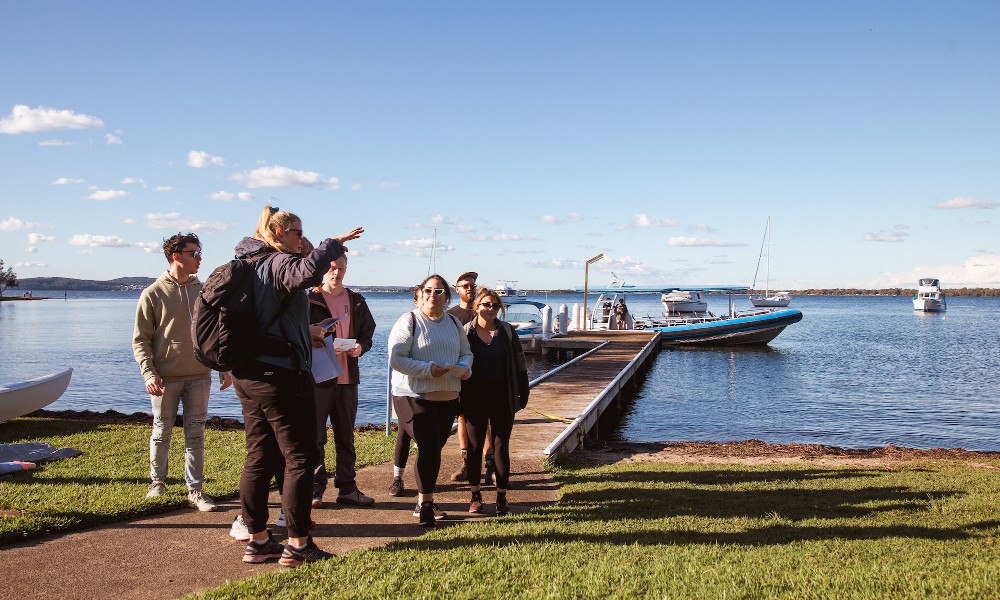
left=749, top=217, right=791, bottom=308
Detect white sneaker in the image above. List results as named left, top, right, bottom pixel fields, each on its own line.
left=188, top=490, right=217, bottom=512
left=145, top=482, right=166, bottom=499
left=229, top=515, right=250, bottom=541
left=276, top=511, right=286, bottom=528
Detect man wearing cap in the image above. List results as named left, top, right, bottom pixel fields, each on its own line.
left=447, top=271, right=479, bottom=482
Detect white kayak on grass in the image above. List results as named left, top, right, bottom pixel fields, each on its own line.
left=0, top=368, right=73, bottom=423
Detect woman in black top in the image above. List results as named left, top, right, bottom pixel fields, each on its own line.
left=460, top=288, right=529, bottom=516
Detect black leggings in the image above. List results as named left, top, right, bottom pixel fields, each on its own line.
left=393, top=429, right=412, bottom=469
left=392, top=395, right=458, bottom=494
left=463, top=387, right=514, bottom=489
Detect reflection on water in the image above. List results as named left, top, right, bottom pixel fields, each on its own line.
left=3, top=292, right=999, bottom=450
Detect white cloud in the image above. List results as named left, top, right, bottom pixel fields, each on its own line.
left=120, top=217, right=135, bottom=224
left=25, top=246, right=37, bottom=253
left=540, top=215, right=562, bottom=225
left=14, top=261, right=46, bottom=267
left=68, top=234, right=132, bottom=248
left=51, top=177, right=84, bottom=185
left=143, top=212, right=230, bottom=232
left=0, top=217, right=38, bottom=232
left=529, top=257, right=583, bottom=270
left=430, top=214, right=458, bottom=225
left=633, top=214, right=678, bottom=228
left=933, top=196, right=997, bottom=210
left=133, top=242, right=160, bottom=253
left=395, top=238, right=455, bottom=256
left=667, top=237, right=744, bottom=247
left=155, top=185, right=174, bottom=192
left=366, top=243, right=387, bottom=253
left=567, top=212, right=583, bottom=222
left=88, top=189, right=129, bottom=201
left=375, top=181, right=401, bottom=188
left=233, top=165, right=338, bottom=189
left=104, top=132, right=123, bottom=145
left=863, top=225, right=909, bottom=243
left=689, top=223, right=716, bottom=233
left=187, top=150, right=225, bottom=168
left=351, top=183, right=362, bottom=191
left=472, top=233, right=537, bottom=242
left=27, top=233, right=55, bottom=244
left=0, top=104, right=103, bottom=134
left=39, top=139, right=73, bottom=147
left=121, top=177, right=145, bottom=186
left=209, top=190, right=254, bottom=202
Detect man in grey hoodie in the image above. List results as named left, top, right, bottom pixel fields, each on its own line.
left=132, top=232, right=232, bottom=511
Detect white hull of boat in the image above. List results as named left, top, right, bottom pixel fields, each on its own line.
left=750, top=293, right=791, bottom=308
left=913, top=298, right=946, bottom=312
left=0, top=369, right=73, bottom=423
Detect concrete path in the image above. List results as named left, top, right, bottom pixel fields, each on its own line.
left=1, top=433, right=559, bottom=599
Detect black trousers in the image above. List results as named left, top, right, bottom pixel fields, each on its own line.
left=462, top=385, right=515, bottom=489
left=313, top=383, right=359, bottom=496
left=392, top=395, right=458, bottom=494
left=233, top=361, right=318, bottom=538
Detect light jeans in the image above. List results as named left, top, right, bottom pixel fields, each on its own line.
left=150, top=378, right=211, bottom=490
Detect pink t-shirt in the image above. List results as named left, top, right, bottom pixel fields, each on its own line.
left=322, top=290, right=352, bottom=384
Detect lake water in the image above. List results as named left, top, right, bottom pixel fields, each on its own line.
left=2, top=291, right=998, bottom=451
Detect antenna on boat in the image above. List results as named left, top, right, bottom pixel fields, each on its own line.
left=750, top=217, right=769, bottom=292
left=427, top=228, right=437, bottom=276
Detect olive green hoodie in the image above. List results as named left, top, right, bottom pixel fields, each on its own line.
left=132, top=271, right=211, bottom=383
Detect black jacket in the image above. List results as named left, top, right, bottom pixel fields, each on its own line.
left=307, top=287, right=376, bottom=385
left=462, top=319, right=530, bottom=416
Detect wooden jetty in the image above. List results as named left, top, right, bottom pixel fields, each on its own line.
left=509, top=330, right=661, bottom=459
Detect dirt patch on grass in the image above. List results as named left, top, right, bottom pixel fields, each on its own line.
left=578, top=439, right=1000, bottom=470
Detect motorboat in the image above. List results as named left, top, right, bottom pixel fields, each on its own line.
left=579, top=281, right=802, bottom=346
left=749, top=217, right=792, bottom=308
left=502, top=299, right=547, bottom=353
left=661, top=290, right=709, bottom=314
left=494, top=280, right=527, bottom=297
left=0, top=369, right=73, bottom=423
left=913, top=278, right=946, bottom=312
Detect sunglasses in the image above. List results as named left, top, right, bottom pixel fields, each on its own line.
left=422, top=288, right=446, bottom=296
left=479, top=302, right=499, bottom=309
left=178, top=250, right=202, bottom=258
left=456, top=283, right=475, bottom=289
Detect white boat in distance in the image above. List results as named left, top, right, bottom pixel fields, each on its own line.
left=749, top=217, right=791, bottom=308
left=494, top=280, right=527, bottom=297
left=913, top=278, right=947, bottom=312
left=0, top=369, right=73, bottom=423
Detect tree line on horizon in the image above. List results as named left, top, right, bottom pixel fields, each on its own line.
left=8, top=274, right=1000, bottom=297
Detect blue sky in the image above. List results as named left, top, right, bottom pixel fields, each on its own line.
left=2, top=1, right=998, bottom=290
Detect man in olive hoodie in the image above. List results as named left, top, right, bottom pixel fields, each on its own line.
left=132, top=232, right=232, bottom=511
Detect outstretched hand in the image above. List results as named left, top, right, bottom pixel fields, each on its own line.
left=335, top=227, right=365, bottom=252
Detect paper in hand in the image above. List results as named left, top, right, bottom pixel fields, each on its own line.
left=445, top=364, right=468, bottom=378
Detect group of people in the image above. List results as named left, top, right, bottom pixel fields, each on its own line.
left=131, top=205, right=529, bottom=567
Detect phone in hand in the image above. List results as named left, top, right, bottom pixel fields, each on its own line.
left=321, top=314, right=347, bottom=334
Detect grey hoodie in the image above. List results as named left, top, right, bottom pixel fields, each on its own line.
left=133, top=271, right=210, bottom=382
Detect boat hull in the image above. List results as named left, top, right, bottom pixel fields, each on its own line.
left=749, top=296, right=790, bottom=308
left=913, top=298, right=946, bottom=312
left=0, top=369, right=73, bottom=423
left=647, top=309, right=803, bottom=346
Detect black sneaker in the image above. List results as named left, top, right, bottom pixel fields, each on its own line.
left=388, top=477, right=405, bottom=497
left=412, top=502, right=447, bottom=520
left=417, top=501, right=437, bottom=527
left=279, top=536, right=335, bottom=567
left=496, top=494, right=510, bottom=517
left=243, top=533, right=284, bottom=564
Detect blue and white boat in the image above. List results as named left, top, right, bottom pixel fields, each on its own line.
left=579, top=281, right=802, bottom=346
left=502, top=298, right=547, bottom=353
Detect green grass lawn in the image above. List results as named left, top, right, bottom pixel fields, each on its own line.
left=0, top=417, right=395, bottom=545
left=198, top=454, right=1000, bottom=599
